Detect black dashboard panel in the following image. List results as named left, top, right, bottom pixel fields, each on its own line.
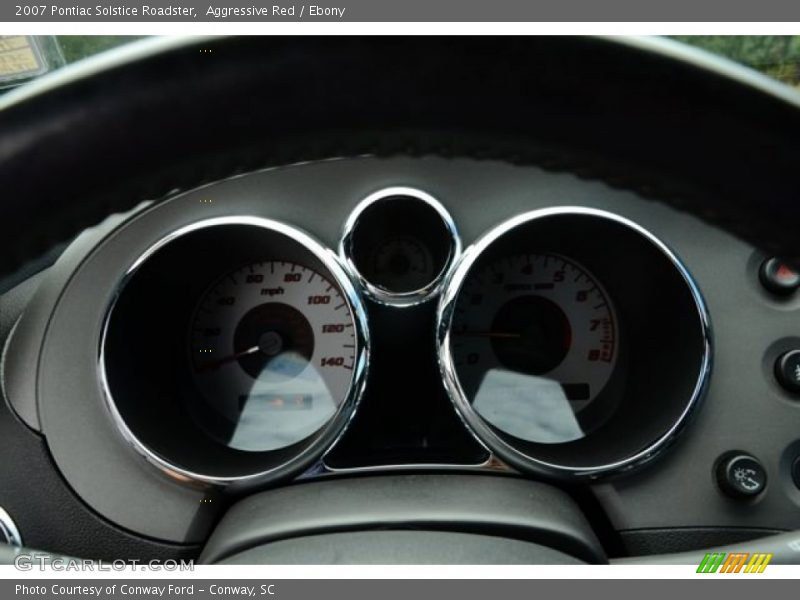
left=2, top=156, right=800, bottom=558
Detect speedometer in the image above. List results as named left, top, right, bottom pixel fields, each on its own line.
left=189, top=260, right=357, bottom=452
left=102, top=216, right=369, bottom=484
left=449, top=253, right=617, bottom=444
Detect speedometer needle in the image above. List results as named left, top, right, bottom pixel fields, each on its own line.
left=456, top=331, right=522, bottom=339
left=196, top=345, right=260, bottom=373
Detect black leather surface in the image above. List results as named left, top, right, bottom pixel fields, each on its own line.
left=620, top=527, right=784, bottom=556
left=0, top=269, right=201, bottom=561
left=217, top=531, right=584, bottom=565
left=200, top=474, right=606, bottom=564
left=0, top=381, right=200, bottom=561
left=0, top=37, right=799, bottom=279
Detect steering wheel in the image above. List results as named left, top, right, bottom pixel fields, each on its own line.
left=1, top=35, right=799, bottom=564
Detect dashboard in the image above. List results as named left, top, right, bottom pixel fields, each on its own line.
left=2, top=154, right=800, bottom=561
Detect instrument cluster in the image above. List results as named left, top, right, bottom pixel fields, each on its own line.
left=99, top=187, right=711, bottom=486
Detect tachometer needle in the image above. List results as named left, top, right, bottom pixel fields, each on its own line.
left=196, top=345, right=260, bottom=373
left=456, top=331, right=522, bottom=339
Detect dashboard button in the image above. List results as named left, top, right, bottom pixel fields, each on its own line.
left=775, top=350, right=800, bottom=395
left=716, top=452, right=767, bottom=498
left=759, top=258, right=800, bottom=296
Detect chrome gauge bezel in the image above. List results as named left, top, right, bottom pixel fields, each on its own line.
left=98, top=216, right=370, bottom=487
left=0, top=506, right=22, bottom=547
left=436, top=206, right=713, bottom=479
left=339, top=187, right=462, bottom=307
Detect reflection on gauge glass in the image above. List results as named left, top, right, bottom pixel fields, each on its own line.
left=450, top=253, right=617, bottom=444
left=371, top=236, right=435, bottom=293
left=190, top=261, right=357, bottom=452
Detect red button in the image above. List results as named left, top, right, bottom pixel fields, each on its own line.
left=759, top=258, right=800, bottom=296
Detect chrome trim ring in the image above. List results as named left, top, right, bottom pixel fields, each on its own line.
left=0, top=506, right=22, bottom=547
left=436, top=206, right=713, bottom=479
left=98, top=216, right=370, bottom=487
left=339, top=187, right=462, bottom=307
left=311, top=455, right=512, bottom=478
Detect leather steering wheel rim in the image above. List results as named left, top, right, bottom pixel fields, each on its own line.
left=0, top=35, right=799, bottom=281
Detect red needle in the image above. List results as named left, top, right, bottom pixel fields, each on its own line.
left=196, top=345, right=260, bottom=373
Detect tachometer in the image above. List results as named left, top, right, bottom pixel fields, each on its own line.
left=189, top=260, right=357, bottom=452
left=438, top=207, right=710, bottom=478
left=449, top=253, right=617, bottom=443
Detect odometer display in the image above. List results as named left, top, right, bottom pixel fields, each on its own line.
left=449, top=253, right=617, bottom=444
left=190, top=260, right=357, bottom=452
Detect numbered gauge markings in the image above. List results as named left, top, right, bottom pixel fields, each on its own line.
left=190, top=260, right=357, bottom=452
left=450, top=253, right=618, bottom=444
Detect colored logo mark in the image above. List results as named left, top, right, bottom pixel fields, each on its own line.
left=696, top=552, right=773, bottom=573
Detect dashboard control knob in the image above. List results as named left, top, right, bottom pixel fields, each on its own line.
left=759, top=257, right=800, bottom=296
left=716, top=452, right=767, bottom=498
left=775, top=350, right=800, bottom=395
left=792, top=457, right=800, bottom=491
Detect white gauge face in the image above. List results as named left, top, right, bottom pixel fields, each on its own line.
left=189, top=261, right=357, bottom=452
left=449, top=253, right=617, bottom=444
